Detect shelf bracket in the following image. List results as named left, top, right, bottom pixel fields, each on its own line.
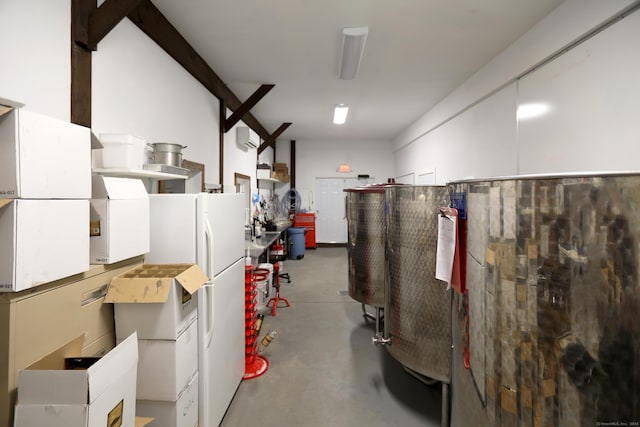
left=258, top=123, right=292, bottom=154
left=224, top=84, right=275, bottom=132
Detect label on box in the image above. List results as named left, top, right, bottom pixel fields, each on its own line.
left=108, top=400, right=124, bottom=427
left=90, top=220, right=101, bottom=236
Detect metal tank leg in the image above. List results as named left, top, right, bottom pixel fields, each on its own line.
left=441, top=382, right=449, bottom=427
left=361, top=303, right=376, bottom=321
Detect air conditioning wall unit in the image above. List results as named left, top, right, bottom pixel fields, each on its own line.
left=236, top=127, right=259, bottom=150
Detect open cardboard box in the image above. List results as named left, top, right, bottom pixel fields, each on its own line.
left=105, top=264, right=209, bottom=340
left=91, top=176, right=150, bottom=264
left=14, top=332, right=138, bottom=427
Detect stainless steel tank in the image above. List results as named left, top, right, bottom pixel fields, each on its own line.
left=449, top=173, right=640, bottom=426
left=384, top=185, right=452, bottom=383
left=344, top=185, right=386, bottom=307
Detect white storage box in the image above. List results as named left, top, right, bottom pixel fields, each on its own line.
left=0, top=199, right=89, bottom=292
left=105, top=264, right=209, bottom=340
left=14, top=332, right=138, bottom=427
left=0, top=108, right=91, bottom=199
left=132, top=320, right=198, bottom=401
left=136, top=373, right=198, bottom=427
left=94, top=134, right=151, bottom=170
left=91, top=176, right=150, bottom=264
left=257, top=168, right=272, bottom=180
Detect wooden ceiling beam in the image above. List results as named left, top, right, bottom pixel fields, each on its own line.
left=85, top=0, right=147, bottom=50
left=127, top=0, right=271, bottom=140
left=258, top=123, right=292, bottom=154
left=224, top=84, right=274, bottom=132
left=71, top=0, right=95, bottom=127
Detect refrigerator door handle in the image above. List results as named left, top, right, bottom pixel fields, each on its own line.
left=198, top=284, right=211, bottom=427
left=204, top=218, right=215, bottom=348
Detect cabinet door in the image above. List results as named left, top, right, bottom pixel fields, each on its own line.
left=12, top=271, right=115, bottom=371
left=2, top=261, right=140, bottom=426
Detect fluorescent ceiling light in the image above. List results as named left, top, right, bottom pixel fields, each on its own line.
left=333, top=104, right=349, bottom=124
left=517, top=103, right=551, bottom=120
left=339, top=26, right=368, bottom=80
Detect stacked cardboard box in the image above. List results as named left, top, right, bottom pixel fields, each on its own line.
left=272, top=162, right=289, bottom=182
left=105, top=264, right=208, bottom=427
left=0, top=106, right=92, bottom=292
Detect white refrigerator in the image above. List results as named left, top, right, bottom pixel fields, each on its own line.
left=146, top=193, right=245, bottom=427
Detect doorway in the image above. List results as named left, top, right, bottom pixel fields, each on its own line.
left=314, top=177, right=372, bottom=243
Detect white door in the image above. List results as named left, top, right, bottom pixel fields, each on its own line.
left=198, top=258, right=245, bottom=427
left=199, top=193, right=244, bottom=276
left=314, top=178, right=361, bottom=243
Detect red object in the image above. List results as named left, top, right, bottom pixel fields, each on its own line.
left=449, top=211, right=467, bottom=294
left=266, top=261, right=290, bottom=316
left=293, top=212, right=316, bottom=249
left=243, top=266, right=268, bottom=379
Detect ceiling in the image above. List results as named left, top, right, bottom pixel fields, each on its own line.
left=151, top=0, right=565, bottom=142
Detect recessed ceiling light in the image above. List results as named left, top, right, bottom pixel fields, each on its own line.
left=517, top=103, right=551, bottom=120
left=333, top=104, right=349, bottom=124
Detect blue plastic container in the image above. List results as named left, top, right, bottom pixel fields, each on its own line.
left=288, top=227, right=306, bottom=260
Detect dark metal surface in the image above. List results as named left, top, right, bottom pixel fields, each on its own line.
left=385, top=185, right=452, bottom=383
left=450, top=174, right=640, bottom=426
left=346, top=190, right=386, bottom=307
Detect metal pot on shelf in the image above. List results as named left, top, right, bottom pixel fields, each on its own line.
left=150, top=142, right=187, bottom=167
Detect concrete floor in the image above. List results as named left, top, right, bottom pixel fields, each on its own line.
left=220, top=247, right=443, bottom=427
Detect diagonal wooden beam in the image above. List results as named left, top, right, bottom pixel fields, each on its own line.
left=85, top=0, right=147, bottom=50
left=224, top=84, right=275, bottom=132
left=258, top=123, right=292, bottom=154
left=128, top=0, right=271, bottom=140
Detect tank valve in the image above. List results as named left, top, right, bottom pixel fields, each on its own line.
left=372, top=333, right=391, bottom=346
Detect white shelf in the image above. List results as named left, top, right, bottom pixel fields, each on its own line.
left=257, top=177, right=282, bottom=183
left=93, top=168, right=188, bottom=180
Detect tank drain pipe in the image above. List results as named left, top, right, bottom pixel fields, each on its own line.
left=371, top=306, right=390, bottom=346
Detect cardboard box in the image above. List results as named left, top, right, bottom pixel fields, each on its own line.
left=136, top=373, right=198, bottom=427
left=273, top=162, right=287, bottom=171
left=91, top=176, right=150, bottom=264
left=134, top=320, right=198, bottom=401
left=0, top=108, right=91, bottom=199
left=273, top=172, right=290, bottom=182
left=105, top=264, right=209, bottom=340
left=14, top=332, right=138, bottom=427
left=0, top=199, right=90, bottom=292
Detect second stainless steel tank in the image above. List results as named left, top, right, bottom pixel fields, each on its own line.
left=385, top=185, right=452, bottom=383
left=345, top=185, right=386, bottom=307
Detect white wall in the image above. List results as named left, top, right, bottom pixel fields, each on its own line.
left=394, top=84, right=518, bottom=183
left=394, top=0, right=639, bottom=182
left=223, top=119, right=261, bottom=193
left=92, top=19, right=221, bottom=186
left=0, top=1, right=262, bottom=192
left=292, top=139, right=394, bottom=211
left=516, top=8, right=640, bottom=174
left=0, top=0, right=70, bottom=120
